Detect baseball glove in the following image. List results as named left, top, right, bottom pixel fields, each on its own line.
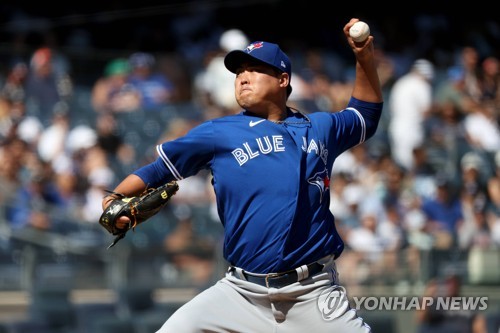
left=99, top=181, right=179, bottom=248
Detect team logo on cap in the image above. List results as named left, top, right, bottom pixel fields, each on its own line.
left=246, top=42, right=264, bottom=53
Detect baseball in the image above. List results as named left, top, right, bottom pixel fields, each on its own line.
left=349, top=21, right=370, bottom=42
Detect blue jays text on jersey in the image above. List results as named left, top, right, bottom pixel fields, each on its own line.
left=232, top=133, right=328, bottom=167
left=134, top=97, right=383, bottom=274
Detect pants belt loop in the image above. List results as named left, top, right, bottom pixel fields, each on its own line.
left=295, top=264, right=309, bottom=281
left=331, top=261, right=339, bottom=285
left=233, top=266, right=246, bottom=280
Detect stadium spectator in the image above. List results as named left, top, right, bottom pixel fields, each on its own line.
left=457, top=152, right=492, bottom=249
left=24, top=47, right=73, bottom=122
left=434, top=66, right=475, bottom=116
left=463, top=101, right=500, bottom=154
left=91, top=58, right=141, bottom=113
left=421, top=176, right=463, bottom=249
left=404, top=203, right=434, bottom=250
left=82, top=165, right=115, bottom=224
left=0, top=96, right=29, bottom=143
left=478, top=56, right=500, bottom=106
left=416, top=274, right=484, bottom=333
left=126, top=52, right=175, bottom=111
left=388, top=59, right=435, bottom=171
left=36, top=102, right=70, bottom=164
left=1, top=60, right=28, bottom=103
left=487, top=151, right=500, bottom=246
left=457, top=46, right=482, bottom=104
left=194, top=28, right=249, bottom=118
left=409, top=145, right=437, bottom=198
left=0, top=97, right=14, bottom=141
left=0, top=138, right=23, bottom=209
left=342, top=210, right=387, bottom=285
left=422, top=100, right=470, bottom=181
left=94, top=111, right=136, bottom=171
left=16, top=115, right=44, bottom=148
left=6, top=161, right=66, bottom=232
left=378, top=200, right=406, bottom=251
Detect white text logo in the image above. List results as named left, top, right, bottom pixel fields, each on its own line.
left=351, top=296, right=488, bottom=311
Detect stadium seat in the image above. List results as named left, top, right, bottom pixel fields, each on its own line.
left=29, top=286, right=77, bottom=331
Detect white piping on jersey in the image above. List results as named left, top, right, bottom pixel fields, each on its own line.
left=344, top=107, right=366, bottom=144
left=156, top=145, right=183, bottom=180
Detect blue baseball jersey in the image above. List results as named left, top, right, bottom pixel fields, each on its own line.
left=134, top=97, right=382, bottom=273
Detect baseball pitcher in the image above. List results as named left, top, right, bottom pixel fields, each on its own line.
left=101, top=18, right=383, bottom=333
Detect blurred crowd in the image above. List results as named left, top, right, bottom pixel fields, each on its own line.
left=0, top=18, right=499, bottom=282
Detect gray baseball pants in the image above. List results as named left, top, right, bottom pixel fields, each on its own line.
left=156, top=255, right=371, bottom=333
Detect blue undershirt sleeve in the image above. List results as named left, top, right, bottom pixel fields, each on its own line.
left=347, top=97, right=383, bottom=139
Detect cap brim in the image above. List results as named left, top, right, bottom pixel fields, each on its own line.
left=224, top=50, right=268, bottom=73
left=224, top=50, right=293, bottom=96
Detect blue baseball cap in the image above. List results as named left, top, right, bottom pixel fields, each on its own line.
left=224, top=41, right=292, bottom=95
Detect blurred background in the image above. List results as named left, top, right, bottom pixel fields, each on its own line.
left=0, top=1, right=499, bottom=333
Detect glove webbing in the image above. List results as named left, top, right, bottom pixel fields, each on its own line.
left=103, top=187, right=157, bottom=248
left=103, top=190, right=137, bottom=248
